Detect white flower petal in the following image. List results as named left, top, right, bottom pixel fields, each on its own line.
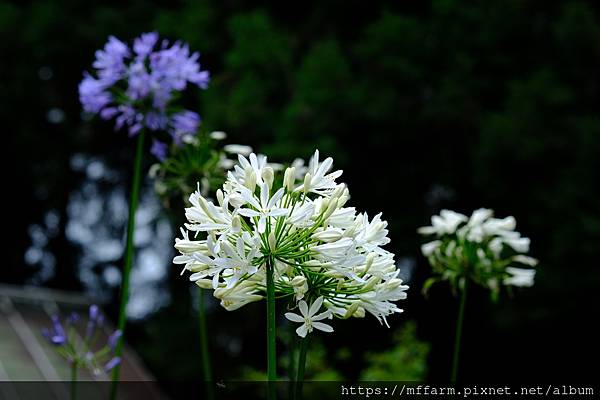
left=296, top=324, right=308, bottom=338
left=308, top=296, right=324, bottom=317
left=298, top=300, right=309, bottom=317
left=312, top=322, right=334, bottom=333
left=238, top=208, right=261, bottom=218
left=285, top=312, right=304, bottom=323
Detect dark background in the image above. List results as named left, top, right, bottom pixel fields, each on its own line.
left=2, top=0, right=599, bottom=394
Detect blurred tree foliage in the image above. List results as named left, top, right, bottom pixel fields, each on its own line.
left=2, top=0, right=599, bottom=390
left=360, top=321, right=429, bottom=381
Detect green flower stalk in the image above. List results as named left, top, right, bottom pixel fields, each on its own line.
left=79, top=32, right=210, bottom=398
left=111, top=128, right=145, bottom=393
left=418, top=208, right=538, bottom=382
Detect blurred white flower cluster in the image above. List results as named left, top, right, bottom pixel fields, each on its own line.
left=174, top=150, right=408, bottom=337
left=418, top=208, right=538, bottom=296
left=151, top=131, right=283, bottom=202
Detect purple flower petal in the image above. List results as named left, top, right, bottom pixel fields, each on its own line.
left=89, top=305, right=99, bottom=321
left=104, top=357, right=121, bottom=372
left=108, top=330, right=122, bottom=350
left=150, top=140, right=169, bottom=161
left=42, top=316, right=67, bottom=346
left=133, top=32, right=159, bottom=58
left=168, top=110, right=200, bottom=144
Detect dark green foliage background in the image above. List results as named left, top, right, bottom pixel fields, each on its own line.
left=2, top=0, right=599, bottom=390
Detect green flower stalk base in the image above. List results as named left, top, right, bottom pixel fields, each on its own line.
left=294, top=336, right=309, bottom=400
left=198, top=288, right=214, bottom=400
left=70, top=363, right=77, bottom=400
left=110, top=130, right=146, bottom=400
left=267, top=258, right=277, bottom=400
left=451, top=279, right=468, bottom=383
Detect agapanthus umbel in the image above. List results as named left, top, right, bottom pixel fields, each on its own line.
left=42, top=305, right=121, bottom=375
left=418, top=208, right=538, bottom=296
left=79, top=32, right=209, bottom=160
left=173, top=150, right=408, bottom=337
left=151, top=131, right=281, bottom=202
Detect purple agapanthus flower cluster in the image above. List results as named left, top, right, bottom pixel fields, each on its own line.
left=42, top=305, right=122, bottom=375
left=79, top=32, right=210, bottom=160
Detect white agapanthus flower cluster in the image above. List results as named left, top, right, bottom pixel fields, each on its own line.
left=418, top=208, right=538, bottom=296
left=174, top=150, right=408, bottom=337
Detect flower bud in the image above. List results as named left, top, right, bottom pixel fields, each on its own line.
left=363, top=253, right=376, bottom=274
left=331, top=184, right=345, bottom=200
left=195, top=279, right=213, bottom=289
left=323, top=198, right=339, bottom=219
left=213, top=286, right=233, bottom=299
left=189, top=263, right=210, bottom=273
left=312, top=228, right=343, bottom=243
left=343, top=302, right=360, bottom=319
left=338, top=187, right=350, bottom=206
left=284, top=167, right=296, bottom=192
left=363, top=276, right=381, bottom=291
left=216, top=189, right=224, bottom=207
left=383, top=278, right=404, bottom=290
left=262, top=166, right=274, bottom=189
left=303, top=260, right=322, bottom=267
left=303, top=173, right=312, bottom=194
left=268, top=232, right=277, bottom=252
left=198, top=196, right=215, bottom=220
left=245, top=169, right=257, bottom=192
left=319, top=198, right=330, bottom=214
left=174, top=239, right=208, bottom=254
left=353, top=307, right=366, bottom=318
left=290, top=275, right=307, bottom=287
left=232, top=215, right=241, bottom=233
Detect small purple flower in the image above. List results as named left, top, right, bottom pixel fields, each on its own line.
left=104, top=357, right=121, bottom=372
left=126, top=60, right=152, bottom=100
left=85, top=305, right=103, bottom=339
left=42, top=315, right=67, bottom=346
left=80, top=32, right=209, bottom=160
left=79, top=74, right=111, bottom=113
left=108, top=330, right=122, bottom=350
left=169, top=110, right=201, bottom=144
left=89, top=305, right=99, bottom=321
left=133, top=32, right=159, bottom=59
left=150, top=140, right=169, bottom=161
left=145, top=112, right=169, bottom=131
left=92, top=36, right=129, bottom=83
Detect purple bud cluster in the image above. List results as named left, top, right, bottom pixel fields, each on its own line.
left=42, top=305, right=122, bottom=374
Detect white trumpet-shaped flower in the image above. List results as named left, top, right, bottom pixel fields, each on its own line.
left=237, top=183, right=287, bottom=233
left=419, top=208, right=538, bottom=296
left=285, top=297, right=333, bottom=337
left=174, top=149, right=409, bottom=337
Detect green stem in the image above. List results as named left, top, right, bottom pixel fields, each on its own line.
left=288, top=326, right=297, bottom=400
left=198, top=288, right=215, bottom=400
left=110, top=129, right=146, bottom=400
left=70, top=363, right=77, bottom=400
left=266, top=257, right=277, bottom=400
left=294, top=336, right=308, bottom=400
left=451, top=278, right=468, bottom=383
